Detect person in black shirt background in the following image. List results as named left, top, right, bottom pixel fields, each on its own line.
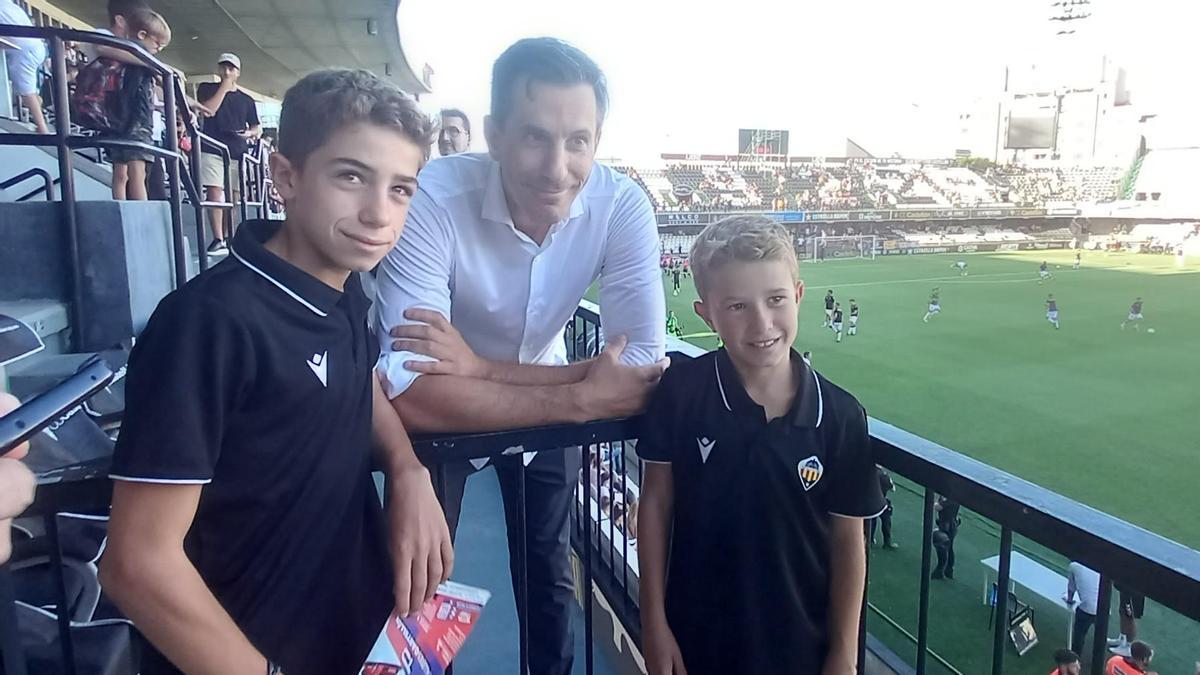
left=197, top=52, right=261, bottom=253
left=931, top=495, right=961, bottom=579
left=870, top=465, right=897, bottom=549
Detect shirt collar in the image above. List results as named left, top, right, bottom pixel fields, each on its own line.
left=714, top=348, right=824, bottom=428
left=480, top=158, right=588, bottom=229
left=229, top=219, right=347, bottom=318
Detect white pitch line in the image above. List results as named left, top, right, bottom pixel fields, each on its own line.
left=820, top=271, right=1033, bottom=289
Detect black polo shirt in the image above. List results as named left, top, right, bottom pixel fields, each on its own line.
left=638, top=349, right=885, bottom=675
left=196, top=83, right=259, bottom=159
left=111, top=219, right=392, bottom=675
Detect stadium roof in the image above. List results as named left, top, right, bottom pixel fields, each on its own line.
left=50, top=0, right=431, bottom=100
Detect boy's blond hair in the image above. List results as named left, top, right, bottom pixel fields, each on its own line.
left=689, top=215, right=799, bottom=299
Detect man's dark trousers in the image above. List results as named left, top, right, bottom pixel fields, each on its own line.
left=436, top=448, right=581, bottom=675
left=1071, top=607, right=1096, bottom=655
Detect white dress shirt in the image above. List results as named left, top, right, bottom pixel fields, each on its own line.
left=375, top=153, right=666, bottom=399
left=1066, top=561, right=1100, bottom=615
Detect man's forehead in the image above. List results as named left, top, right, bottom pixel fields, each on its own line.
left=508, top=78, right=598, bottom=127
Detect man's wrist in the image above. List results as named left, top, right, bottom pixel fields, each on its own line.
left=565, top=381, right=593, bottom=424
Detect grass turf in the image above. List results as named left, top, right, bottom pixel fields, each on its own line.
left=653, top=249, right=1200, bottom=674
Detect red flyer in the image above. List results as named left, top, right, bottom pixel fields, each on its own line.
left=359, top=581, right=491, bottom=675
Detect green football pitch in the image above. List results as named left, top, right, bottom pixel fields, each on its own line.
left=654, top=248, right=1200, bottom=674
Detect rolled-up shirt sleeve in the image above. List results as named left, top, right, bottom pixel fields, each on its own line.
left=374, top=188, right=455, bottom=399
left=598, top=184, right=666, bottom=367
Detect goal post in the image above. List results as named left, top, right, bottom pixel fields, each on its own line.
left=807, top=235, right=877, bottom=262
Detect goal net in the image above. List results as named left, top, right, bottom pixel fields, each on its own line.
left=806, top=235, right=877, bottom=262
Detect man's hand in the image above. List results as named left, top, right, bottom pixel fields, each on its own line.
left=642, top=615, right=687, bottom=675
left=570, top=336, right=668, bottom=421
left=387, top=467, right=454, bottom=617
left=391, top=309, right=488, bottom=379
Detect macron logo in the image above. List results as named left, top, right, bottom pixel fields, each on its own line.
left=307, top=351, right=328, bottom=387
left=697, top=437, right=715, bottom=464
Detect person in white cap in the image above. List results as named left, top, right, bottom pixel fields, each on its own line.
left=197, top=52, right=261, bottom=253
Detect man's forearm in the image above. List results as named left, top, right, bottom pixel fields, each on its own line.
left=102, top=551, right=266, bottom=675
left=481, top=359, right=591, bottom=386
left=826, top=516, right=868, bottom=668
left=393, top=375, right=584, bottom=434
left=199, top=84, right=233, bottom=113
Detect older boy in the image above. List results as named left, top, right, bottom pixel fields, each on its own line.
left=638, top=215, right=885, bottom=675
left=100, top=70, right=449, bottom=675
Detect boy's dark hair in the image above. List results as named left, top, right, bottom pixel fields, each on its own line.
left=278, top=69, right=435, bottom=169
left=440, top=107, right=470, bottom=134
left=491, top=37, right=608, bottom=127
left=1129, top=640, right=1153, bottom=661
left=107, top=0, right=150, bottom=23
left=1053, top=649, right=1079, bottom=665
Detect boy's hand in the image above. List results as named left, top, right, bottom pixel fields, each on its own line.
left=570, top=336, right=668, bottom=421
left=391, top=309, right=487, bottom=379
left=642, top=617, right=687, bottom=675
left=387, top=467, right=454, bottom=617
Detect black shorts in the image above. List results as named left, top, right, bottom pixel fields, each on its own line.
left=1118, top=589, right=1145, bottom=619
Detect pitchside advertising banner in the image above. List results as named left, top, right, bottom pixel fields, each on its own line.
left=879, top=240, right=1071, bottom=255
left=656, top=207, right=1062, bottom=226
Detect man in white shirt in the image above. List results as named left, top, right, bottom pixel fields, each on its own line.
left=1065, top=560, right=1101, bottom=655
left=375, top=38, right=667, bottom=675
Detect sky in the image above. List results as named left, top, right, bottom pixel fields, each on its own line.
left=397, top=0, right=1199, bottom=162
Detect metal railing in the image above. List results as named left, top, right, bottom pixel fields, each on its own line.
left=0, top=26, right=268, bottom=308
left=0, top=167, right=53, bottom=201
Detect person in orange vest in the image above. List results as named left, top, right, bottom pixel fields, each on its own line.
left=1105, top=641, right=1157, bottom=675
left=1050, top=649, right=1080, bottom=675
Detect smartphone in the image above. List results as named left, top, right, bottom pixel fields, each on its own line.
left=0, top=359, right=113, bottom=455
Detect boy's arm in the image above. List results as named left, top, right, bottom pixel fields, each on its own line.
left=637, top=461, right=688, bottom=675
left=637, top=461, right=673, bottom=625
left=823, top=515, right=868, bottom=675
left=370, top=374, right=453, bottom=615
left=100, top=482, right=270, bottom=675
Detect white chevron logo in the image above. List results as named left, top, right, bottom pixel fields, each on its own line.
left=697, top=437, right=715, bottom=463
left=307, top=351, right=328, bottom=387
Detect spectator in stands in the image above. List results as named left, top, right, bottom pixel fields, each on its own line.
left=931, top=495, right=960, bottom=579
left=871, top=465, right=898, bottom=549
left=1104, top=641, right=1156, bottom=675
left=100, top=69, right=446, bottom=675
left=0, top=392, right=36, bottom=564
left=1052, top=649, right=1081, bottom=675
left=103, top=9, right=171, bottom=200
left=1065, top=561, right=1101, bottom=655
left=638, top=215, right=886, bottom=675
left=376, top=37, right=666, bottom=675
left=198, top=52, right=261, bottom=253
left=437, top=107, right=470, bottom=156
left=0, top=0, right=49, bottom=133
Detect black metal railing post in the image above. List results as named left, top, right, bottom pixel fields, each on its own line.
left=0, top=567, right=28, bottom=675
left=516, top=461, right=530, bottom=675
left=47, top=35, right=85, bottom=352
left=45, top=514, right=78, bottom=675
left=991, top=527, right=1013, bottom=675
left=191, top=139, right=208, bottom=272
left=915, top=488, right=935, bottom=674
left=1091, top=576, right=1113, bottom=675
left=163, top=73, right=186, bottom=288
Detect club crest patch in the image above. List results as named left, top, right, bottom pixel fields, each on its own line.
left=798, top=455, right=824, bottom=491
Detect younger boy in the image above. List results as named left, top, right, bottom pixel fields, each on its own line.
left=638, top=215, right=885, bottom=675
left=100, top=70, right=450, bottom=675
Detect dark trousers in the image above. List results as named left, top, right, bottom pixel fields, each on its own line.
left=932, top=527, right=957, bottom=576
left=1071, top=607, right=1096, bottom=655
left=870, top=501, right=893, bottom=545
left=147, top=156, right=168, bottom=200
left=436, top=449, right=580, bottom=675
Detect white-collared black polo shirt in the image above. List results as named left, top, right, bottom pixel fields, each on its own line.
left=111, top=219, right=392, bottom=675
left=637, top=348, right=885, bottom=675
